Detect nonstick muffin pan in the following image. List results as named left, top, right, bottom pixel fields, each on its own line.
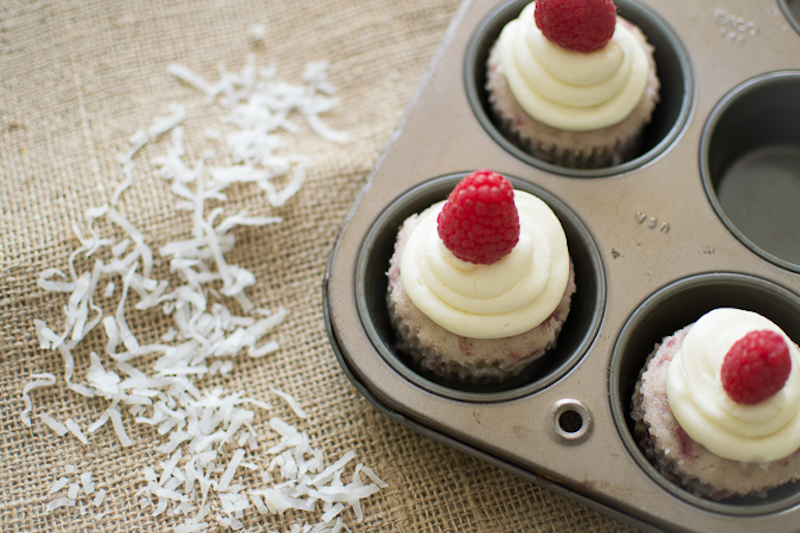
left=323, top=0, right=800, bottom=531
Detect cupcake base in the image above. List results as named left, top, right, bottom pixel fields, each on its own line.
left=386, top=210, right=576, bottom=383
left=485, top=17, right=661, bottom=169
left=631, top=325, right=800, bottom=499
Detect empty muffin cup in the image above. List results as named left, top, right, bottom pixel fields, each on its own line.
left=609, top=272, right=800, bottom=515
left=464, top=0, right=693, bottom=178
left=701, top=71, right=800, bottom=273
left=355, top=173, right=605, bottom=402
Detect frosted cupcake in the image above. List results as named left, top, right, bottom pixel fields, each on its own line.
left=486, top=0, right=660, bottom=168
left=386, top=170, right=575, bottom=382
left=632, top=308, right=800, bottom=499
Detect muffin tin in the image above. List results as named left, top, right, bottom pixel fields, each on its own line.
left=323, top=0, right=800, bottom=531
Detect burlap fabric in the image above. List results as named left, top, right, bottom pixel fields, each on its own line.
left=0, top=1, right=641, bottom=531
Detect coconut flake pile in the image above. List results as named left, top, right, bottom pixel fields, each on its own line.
left=22, top=53, right=385, bottom=532
left=45, top=465, right=108, bottom=520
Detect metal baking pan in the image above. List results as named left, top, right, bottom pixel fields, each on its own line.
left=323, top=0, right=800, bottom=530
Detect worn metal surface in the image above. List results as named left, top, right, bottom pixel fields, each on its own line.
left=325, top=1, right=800, bottom=531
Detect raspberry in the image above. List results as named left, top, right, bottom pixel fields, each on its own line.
left=720, top=330, right=792, bottom=405
left=534, top=0, right=617, bottom=53
left=437, top=170, right=520, bottom=265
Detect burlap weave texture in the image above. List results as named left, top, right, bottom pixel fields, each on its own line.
left=0, top=0, right=641, bottom=531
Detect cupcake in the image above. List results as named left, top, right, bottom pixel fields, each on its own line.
left=386, top=170, right=576, bottom=382
left=632, top=308, right=800, bottom=499
left=486, top=0, right=660, bottom=168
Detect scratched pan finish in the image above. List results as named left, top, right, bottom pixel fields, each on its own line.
left=323, top=0, right=800, bottom=531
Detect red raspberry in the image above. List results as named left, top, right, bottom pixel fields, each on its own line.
left=534, top=0, right=617, bottom=53
left=437, top=170, right=520, bottom=265
left=720, top=330, right=792, bottom=405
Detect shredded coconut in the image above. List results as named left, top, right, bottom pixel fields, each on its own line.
left=249, top=24, right=267, bottom=42
left=46, top=498, right=73, bottom=512
left=39, top=413, right=69, bottom=437
left=25, top=47, right=383, bottom=533
left=20, top=373, right=56, bottom=427
left=48, top=477, right=70, bottom=495
left=272, top=389, right=309, bottom=419
left=93, top=489, right=107, bottom=507
left=65, top=418, right=90, bottom=445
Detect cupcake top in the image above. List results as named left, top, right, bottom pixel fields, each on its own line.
left=666, top=308, right=800, bottom=463
left=400, top=171, right=569, bottom=339
left=496, top=0, right=650, bottom=131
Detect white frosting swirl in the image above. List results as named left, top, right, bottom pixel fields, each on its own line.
left=400, top=190, right=569, bottom=339
left=497, top=2, right=649, bottom=131
left=666, top=308, right=800, bottom=463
